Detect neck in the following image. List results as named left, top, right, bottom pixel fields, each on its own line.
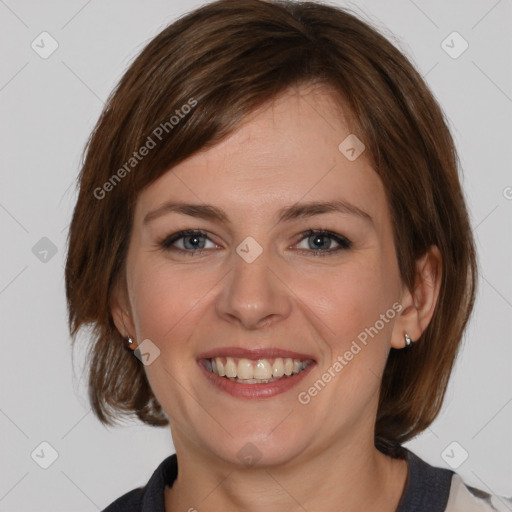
left=164, top=430, right=408, bottom=512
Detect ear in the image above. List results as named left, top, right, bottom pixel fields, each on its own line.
left=110, top=274, right=136, bottom=341
left=391, top=245, right=442, bottom=349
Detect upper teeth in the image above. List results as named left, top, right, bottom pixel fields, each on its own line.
left=206, top=357, right=311, bottom=380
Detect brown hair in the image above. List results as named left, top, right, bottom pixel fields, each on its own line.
left=65, top=0, right=477, bottom=454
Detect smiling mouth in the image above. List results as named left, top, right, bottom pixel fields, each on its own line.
left=202, top=356, right=314, bottom=384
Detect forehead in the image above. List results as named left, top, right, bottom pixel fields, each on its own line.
left=136, top=84, right=388, bottom=228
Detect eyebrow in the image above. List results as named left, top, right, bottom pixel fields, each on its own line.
left=143, top=200, right=373, bottom=226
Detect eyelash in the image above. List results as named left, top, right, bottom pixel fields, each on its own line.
left=157, top=229, right=352, bottom=257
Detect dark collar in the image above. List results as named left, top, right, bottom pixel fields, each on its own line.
left=396, top=448, right=454, bottom=511
left=103, top=447, right=454, bottom=511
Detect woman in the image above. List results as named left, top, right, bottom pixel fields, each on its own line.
left=64, top=1, right=509, bottom=510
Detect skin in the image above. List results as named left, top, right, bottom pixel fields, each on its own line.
left=111, top=83, right=442, bottom=512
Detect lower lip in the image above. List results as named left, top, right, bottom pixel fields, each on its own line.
left=198, top=360, right=316, bottom=399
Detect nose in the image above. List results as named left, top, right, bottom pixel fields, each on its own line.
left=215, top=244, right=293, bottom=330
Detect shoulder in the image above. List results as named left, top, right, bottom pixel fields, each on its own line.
left=445, top=473, right=512, bottom=512
left=396, top=447, right=511, bottom=512
left=102, top=487, right=144, bottom=512
left=101, top=454, right=178, bottom=512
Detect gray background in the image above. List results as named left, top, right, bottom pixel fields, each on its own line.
left=0, top=0, right=511, bottom=510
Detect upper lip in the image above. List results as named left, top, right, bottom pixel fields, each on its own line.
left=197, top=346, right=316, bottom=361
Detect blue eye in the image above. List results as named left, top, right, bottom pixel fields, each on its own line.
left=295, top=230, right=352, bottom=255
left=159, top=230, right=215, bottom=254
left=158, top=229, right=352, bottom=256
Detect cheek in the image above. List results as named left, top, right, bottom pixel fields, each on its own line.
left=129, top=259, right=205, bottom=344
left=307, top=258, right=397, bottom=356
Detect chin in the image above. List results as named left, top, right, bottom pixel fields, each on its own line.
left=200, top=424, right=311, bottom=469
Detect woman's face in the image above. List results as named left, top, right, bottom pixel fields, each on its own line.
left=116, top=84, right=409, bottom=467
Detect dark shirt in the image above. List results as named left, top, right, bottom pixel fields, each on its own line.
left=102, top=447, right=455, bottom=511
